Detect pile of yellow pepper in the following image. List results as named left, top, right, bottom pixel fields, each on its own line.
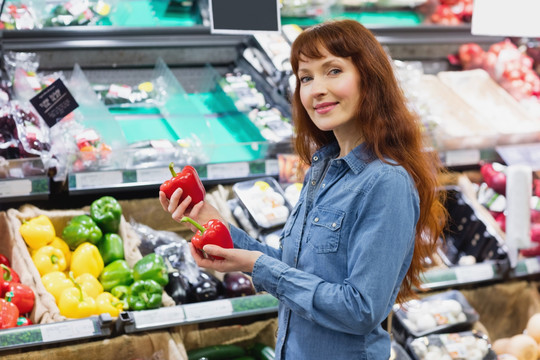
left=20, top=214, right=123, bottom=319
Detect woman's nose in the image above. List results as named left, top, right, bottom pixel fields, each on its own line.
left=310, top=78, right=327, bottom=97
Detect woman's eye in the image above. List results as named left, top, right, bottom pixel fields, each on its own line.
left=329, top=68, right=342, bottom=75
left=300, top=76, right=312, bottom=83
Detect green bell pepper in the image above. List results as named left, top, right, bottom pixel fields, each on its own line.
left=98, top=233, right=124, bottom=265
left=99, top=259, right=133, bottom=291
left=62, top=215, right=103, bottom=250
left=133, top=253, right=169, bottom=287
left=127, top=280, right=162, bottom=310
left=90, top=196, right=122, bottom=234
left=111, top=285, right=130, bottom=310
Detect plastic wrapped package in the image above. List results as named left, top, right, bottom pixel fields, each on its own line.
left=42, top=0, right=118, bottom=26
left=0, top=0, right=42, bottom=29
left=392, top=290, right=479, bottom=344
left=407, top=331, right=496, bottom=360
left=233, top=177, right=292, bottom=231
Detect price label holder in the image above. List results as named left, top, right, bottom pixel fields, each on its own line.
left=120, top=295, right=279, bottom=334
left=71, top=170, right=124, bottom=190
left=0, top=179, right=33, bottom=197
left=207, top=162, right=250, bottom=180
left=444, top=149, right=481, bottom=167
left=209, top=0, right=281, bottom=35
left=454, top=263, right=496, bottom=284
left=496, top=143, right=540, bottom=172
left=0, top=315, right=112, bottom=352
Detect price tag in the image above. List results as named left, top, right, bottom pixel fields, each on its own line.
left=132, top=307, right=186, bottom=329
left=209, top=0, right=280, bottom=35
left=74, top=171, right=123, bottom=189
left=136, top=167, right=171, bottom=184
left=29, top=78, right=79, bottom=127
left=0, top=179, right=32, bottom=197
left=41, top=319, right=95, bottom=342
left=525, top=258, right=540, bottom=274
left=265, top=159, right=279, bottom=175
left=444, top=149, right=481, bottom=167
left=454, top=263, right=495, bottom=283
left=183, top=299, right=233, bottom=320
left=207, top=162, right=249, bottom=179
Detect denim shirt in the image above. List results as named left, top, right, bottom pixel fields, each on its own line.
left=230, top=142, right=419, bottom=360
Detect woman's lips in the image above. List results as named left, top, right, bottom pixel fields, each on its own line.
left=314, top=102, right=337, bottom=114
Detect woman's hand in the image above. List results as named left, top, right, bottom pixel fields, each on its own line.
left=189, top=243, right=262, bottom=273
left=159, top=189, right=226, bottom=232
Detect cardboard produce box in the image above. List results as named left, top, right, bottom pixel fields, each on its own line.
left=170, top=317, right=278, bottom=358
left=5, top=203, right=174, bottom=324
left=1, top=330, right=184, bottom=360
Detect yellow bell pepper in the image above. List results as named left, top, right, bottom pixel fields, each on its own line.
left=32, top=245, right=67, bottom=276
left=96, top=292, right=123, bottom=317
left=49, top=237, right=71, bottom=265
left=20, top=215, right=56, bottom=250
left=75, top=273, right=103, bottom=299
left=70, top=242, right=104, bottom=279
left=58, top=281, right=98, bottom=318
left=41, top=271, right=75, bottom=303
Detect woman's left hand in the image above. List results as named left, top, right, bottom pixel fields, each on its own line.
left=189, top=243, right=262, bottom=273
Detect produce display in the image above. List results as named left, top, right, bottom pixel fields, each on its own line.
left=393, top=290, right=478, bottom=342
left=187, top=343, right=275, bottom=360
left=475, top=162, right=540, bottom=257
left=491, top=313, right=540, bottom=359
left=233, top=178, right=291, bottom=230
left=408, top=331, right=493, bottom=360
left=0, top=256, right=35, bottom=329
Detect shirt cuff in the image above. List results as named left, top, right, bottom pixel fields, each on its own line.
left=252, top=254, right=288, bottom=296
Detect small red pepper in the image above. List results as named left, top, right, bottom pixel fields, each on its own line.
left=0, top=264, right=20, bottom=297
left=0, top=254, right=10, bottom=267
left=160, top=162, right=205, bottom=208
left=181, top=217, right=233, bottom=260
left=16, top=316, right=33, bottom=327
left=480, top=162, right=507, bottom=195
left=6, top=283, right=35, bottom=314
left=0, top=296, right=19, bottom=329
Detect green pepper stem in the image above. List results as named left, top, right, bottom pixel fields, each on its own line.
left=1, top=264, right=11, bottom=281
left=69, top=271, right=84, bottom=302
left=180, top=217, right=205, bottom=234
left=169, top=162, right=177, bottom=177
left=51, top=254, right=58, bottom=265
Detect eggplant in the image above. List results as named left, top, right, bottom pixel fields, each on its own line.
left=165, top=271, right=190, bottom=305
left=187, top=270, right=224, bottom=303
left=223, top=272, right=255, bottom=298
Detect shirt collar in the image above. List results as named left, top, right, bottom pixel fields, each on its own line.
left=313, top=141, right=373, bottom=175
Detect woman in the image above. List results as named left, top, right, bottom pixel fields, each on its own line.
left=160, top=19, right=447, bottom=359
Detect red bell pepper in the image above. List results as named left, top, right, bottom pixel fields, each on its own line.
left=0, top=264, right=20, bottom=297
left=480, top=162, right=507, bottom=195
left=16, top=316, right=33, bottom=327
left=0, top=297, right=19, bottom=329
left=0, top=254, right=10, bottom=267
left=181, top=217, right=233, bottom=260
left=6, top=283, right=35, bottom=314
left=160, top=162, right=205, bottom=208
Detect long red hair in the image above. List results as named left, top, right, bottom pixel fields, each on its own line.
left=290, top=19, right=446, bottom=303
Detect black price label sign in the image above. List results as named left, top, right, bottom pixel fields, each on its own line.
left=209, top=0, right=280, bottom=34
left=30, top=78, right=79, bottom=127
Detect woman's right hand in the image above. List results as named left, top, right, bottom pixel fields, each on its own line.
left=159, top=188, right=228, bottom=233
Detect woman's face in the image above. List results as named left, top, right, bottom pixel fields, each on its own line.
left=297, top=48, right=362, bottom=137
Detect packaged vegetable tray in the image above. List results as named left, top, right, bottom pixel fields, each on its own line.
left=5, top=204, right=174, bottom=323
left=392, top=290, right=479, bottom=345
left=406, top=330, right=496, bottom=360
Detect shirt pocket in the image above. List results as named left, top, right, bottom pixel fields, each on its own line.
left=306, top=206, right=345, bottom=253
left=282, top=198, right=303, bottom=238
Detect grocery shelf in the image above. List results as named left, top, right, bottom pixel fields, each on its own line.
left=119, top=294, right=279, bottom=333
left=66, top=158, right=279, bottom=195
left=421, top=257, right=540, bottom=291
left=0, top=314, right=113, bottom=352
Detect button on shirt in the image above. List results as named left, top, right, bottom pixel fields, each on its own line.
left=230, top=142, right=420, bottom=360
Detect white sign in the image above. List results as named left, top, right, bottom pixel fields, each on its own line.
left=472, top=0, right=540, bottom=37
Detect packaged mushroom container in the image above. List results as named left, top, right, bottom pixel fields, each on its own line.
left=233, top=177, right=292, bottom=230
left=407, top=331, right=496, bottom=360
left=392, top=290, right=479, bottom=344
